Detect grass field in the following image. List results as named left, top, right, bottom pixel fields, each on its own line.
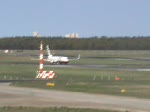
left=0, top=106, right=120, bottom=112
left=0, top=50, right=150, bottom=99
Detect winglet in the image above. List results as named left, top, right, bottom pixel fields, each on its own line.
left=77, top=54, right=80, bottom=60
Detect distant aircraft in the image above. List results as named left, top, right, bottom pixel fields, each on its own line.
left=44, top=45, right=80, bottom=64
left=4, top=50, right=9, bottom=53
left=30, top=45, right=80, bottom=65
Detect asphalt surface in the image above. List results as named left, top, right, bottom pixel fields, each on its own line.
left=45, top=64, right=150, bottom=71
left=0, top=83, right=150, bottom=112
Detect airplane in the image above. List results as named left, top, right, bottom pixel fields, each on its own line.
left=44, top=45, right=80, bottom=64
left=30, top=45, right=80, bottom=65
left=4, top=50, right=9, bottom=53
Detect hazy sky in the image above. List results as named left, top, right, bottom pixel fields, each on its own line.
left=0, top=0, right=150, bottom=37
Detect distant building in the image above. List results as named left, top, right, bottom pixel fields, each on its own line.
left=74, top=33, right=79, bottom=38
left=65, top=34, right=71, bottom=38
left=33, top=32, right=38, bottom=38
left=65, top=33, right=79, bottom=38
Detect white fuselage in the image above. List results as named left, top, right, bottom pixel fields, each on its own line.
left=45, top=45, right=80, bottom=64
left=48, top=55, right=69, bottom=64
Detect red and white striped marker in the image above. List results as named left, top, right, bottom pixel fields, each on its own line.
left=36, top=41, right=56, bottom=79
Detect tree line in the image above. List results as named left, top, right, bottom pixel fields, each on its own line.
left=0, top=36, right=150, bottom=50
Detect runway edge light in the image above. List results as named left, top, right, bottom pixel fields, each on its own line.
left=46, top=83, right=55, bottom=87
left=121, top=89, right=126, bottom=93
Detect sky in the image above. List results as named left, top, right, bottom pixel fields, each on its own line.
left=0, top=0, right=150, bottom=38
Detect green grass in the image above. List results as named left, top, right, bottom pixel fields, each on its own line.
left=0, top=106, right=120, bottom=112
left=6, top=66, right=150, bottom=99
left=0, top=50, right=150, bottom=99
left=3, top=50, right=150, bottom=66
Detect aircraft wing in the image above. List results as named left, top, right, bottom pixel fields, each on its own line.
left=69, top=54, right=80, bottom=60
left=30, top=57, right=50, bottom=62
left=43, top=59, right=50, bottom=62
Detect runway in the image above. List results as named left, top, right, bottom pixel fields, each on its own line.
left=0, top=83, right=150, bottom=112
left=45, top=64, right=150, bottom=71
